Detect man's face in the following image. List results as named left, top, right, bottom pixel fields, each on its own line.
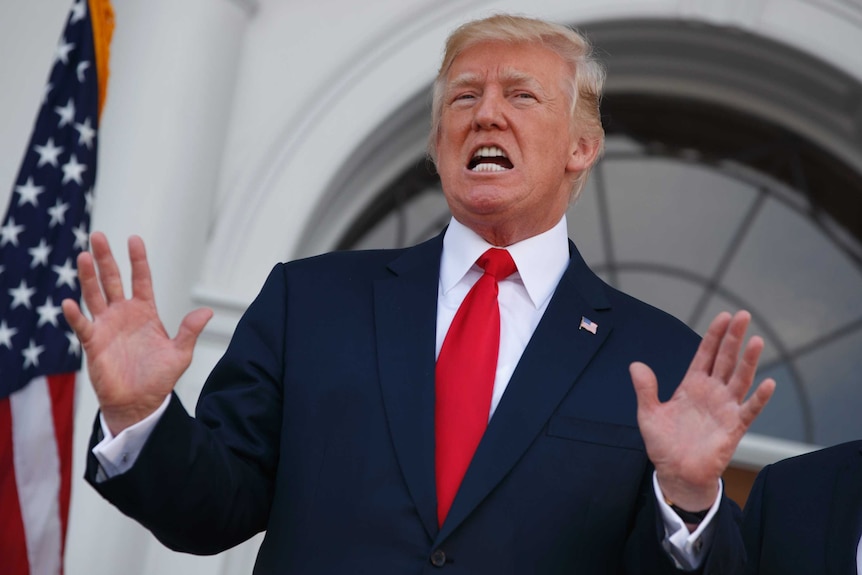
left=435, top=40, right=595, bottom=245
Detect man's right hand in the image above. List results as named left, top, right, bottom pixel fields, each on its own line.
left=62, top=232, right=213, bottom=436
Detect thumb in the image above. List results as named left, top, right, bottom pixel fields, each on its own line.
left=630, top=361, right=660, bottom=414
left=174, top=307, right=214, bottom=352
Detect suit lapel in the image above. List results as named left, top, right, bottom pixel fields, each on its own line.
left=825, top=442, right=862, bottom=575
left=437, top=242, right=613, bottom=542
left=374, top=235, right=443, bottom=539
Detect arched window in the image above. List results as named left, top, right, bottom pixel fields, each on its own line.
left=304, top=20, right=862, bottom=453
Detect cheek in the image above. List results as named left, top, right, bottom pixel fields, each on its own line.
left=435, top=136, right=465, bottom=174
left=435, top=156, right=462, bottom=193
left=435, top=126, right=455, bottom=157
left=439, top=111, right=472, bottom=139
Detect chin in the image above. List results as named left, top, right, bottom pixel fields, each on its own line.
left=456, top=193, right=515, bottom=217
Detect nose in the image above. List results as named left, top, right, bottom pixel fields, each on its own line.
left=472, top=90, right=508, bottom=131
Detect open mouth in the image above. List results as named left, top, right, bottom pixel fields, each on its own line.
left=468, top=146, right=513, bottom=172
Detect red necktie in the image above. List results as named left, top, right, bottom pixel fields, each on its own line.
left=435, top=248, right=517, bottom=526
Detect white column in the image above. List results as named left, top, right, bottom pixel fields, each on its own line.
left=0, top=0, right=70, bottom=209
left=65, top=1, right=253, bottom=574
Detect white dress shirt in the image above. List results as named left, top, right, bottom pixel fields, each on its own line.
left=94, top=215, right=716, bottom=568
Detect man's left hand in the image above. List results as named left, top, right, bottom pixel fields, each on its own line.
left=630, top=310, right=776, bottom=513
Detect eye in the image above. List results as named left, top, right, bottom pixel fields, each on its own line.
left=448, top=92, right=478, bottom=108
left=514, top=92, right=537, bottom=100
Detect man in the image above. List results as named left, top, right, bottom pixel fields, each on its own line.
left=742, top=440, right=862, bottom=574
left=63, top=14, right=775, bottom=574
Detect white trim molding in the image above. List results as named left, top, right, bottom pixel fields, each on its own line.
left=734, top=433, right=821, bottom=470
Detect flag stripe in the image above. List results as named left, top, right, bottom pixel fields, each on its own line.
left=48, top=372, right=76, bottom=568
left=12, top=376, right=64, bottom=575
left=0, top=396, right=32, bottom=574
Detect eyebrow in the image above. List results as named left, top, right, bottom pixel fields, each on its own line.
left=446, top=68, right=546, bottom=94
left=446, top=72, right=482, bottom=93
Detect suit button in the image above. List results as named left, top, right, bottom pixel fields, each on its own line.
left=430, top=549, right=446, bottom=567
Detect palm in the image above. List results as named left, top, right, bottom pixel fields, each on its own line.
left=81, top=296, right=186, bottom=408
left=631, top=311, right=775, bottom=510
left=62, top=233, right=212, bottom=434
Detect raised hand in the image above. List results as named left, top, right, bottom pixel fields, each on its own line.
left=630, top=310, right=775, bottom=514
left=61, top=232, right=213, bottom=435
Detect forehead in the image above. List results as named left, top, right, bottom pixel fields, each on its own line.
left=445, top=41, right=569, bottom=87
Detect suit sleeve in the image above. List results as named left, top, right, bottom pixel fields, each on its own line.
left=624, top=477, right=746, bottom=574
left=84, top=264, right=289, bottom=554
left=612, top=307, right=746, bottom=574
left=695, top=496, right=746, bottom=574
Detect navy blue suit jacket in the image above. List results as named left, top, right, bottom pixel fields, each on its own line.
left=743, top=440, right=862, bottom=574
left=87, top=233, right=745, bottom=574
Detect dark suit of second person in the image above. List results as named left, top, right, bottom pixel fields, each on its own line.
left=743, top=440, right=862, bottom=574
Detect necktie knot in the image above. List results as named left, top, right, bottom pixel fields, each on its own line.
left=477, top=248, right=516, bottom=282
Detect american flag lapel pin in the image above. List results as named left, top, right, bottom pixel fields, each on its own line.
left=579, top=316, right=598, bottom=334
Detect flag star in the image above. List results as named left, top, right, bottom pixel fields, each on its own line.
left=76, top=61, right=91, bottom=83
left=84, top=188, right=95, bottom=214
left=48, top=199, right=70, bottom=227
left=9, top=280, right=37, bottom=310
left=22, top=339, right=45, bottom=369
left=61, top=154, right=87, bottom=185
left=34, top=138, right=64, bottom=168
left=56, top=40, right=75, bottom=65
left=37, top=296, right=64, bottom=328
left=53, top=258, right=78, bottom=289
left=66, top=331, right=81, bottom=356
left=74, top=117, right=96, bottom=149
left=15, top=177, right=45, bottom=207
left=55, top=98, right=76, bottom=128
left=70, top=0, right=87, bottom=23
left=72, top=223, right=89, bottom=250
left=0, top=320, right=18, bottom=349
left=29, top=239, right=53, bottom=268
left=0, top=217, right=26, bottom=247
left=44, top=83, right=53, bottom=102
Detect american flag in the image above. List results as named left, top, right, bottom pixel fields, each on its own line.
left=579, top=316, right=598, bottom=335
left=0, top=1, right=112, bottom=573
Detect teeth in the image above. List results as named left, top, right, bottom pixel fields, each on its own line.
left=472, top=163, right=507, bottom=172
left=473, top=146, right=507, bottom=159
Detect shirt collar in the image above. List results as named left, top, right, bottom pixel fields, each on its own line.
left=440, top=216, right=571, bottom=309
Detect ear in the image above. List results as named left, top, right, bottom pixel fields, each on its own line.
left=565, top=135, right=601, bottom=174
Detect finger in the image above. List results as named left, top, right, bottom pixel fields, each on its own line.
left=91, top=232, right=126, bottom=304
left=686, top=311, right=732, bottom=376
left=128, top=235, right=155, bottom=302
left=630, top=361, right=661, bottom=415
left=77, top=249, right=107, bottom=316
left=727, top=335, right=765, bottom=401
left=61, top=298, right=92, bottom=342
left=739, top=378, right=776, bottom=427
left=173, top=308, right=214, bottom=354
left=711, top=310, right=751, bottom=382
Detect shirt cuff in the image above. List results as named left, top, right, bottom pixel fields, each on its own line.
left=653, top=471, right=722, bottom=571
left=91, top=395, right=171, bottom=481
